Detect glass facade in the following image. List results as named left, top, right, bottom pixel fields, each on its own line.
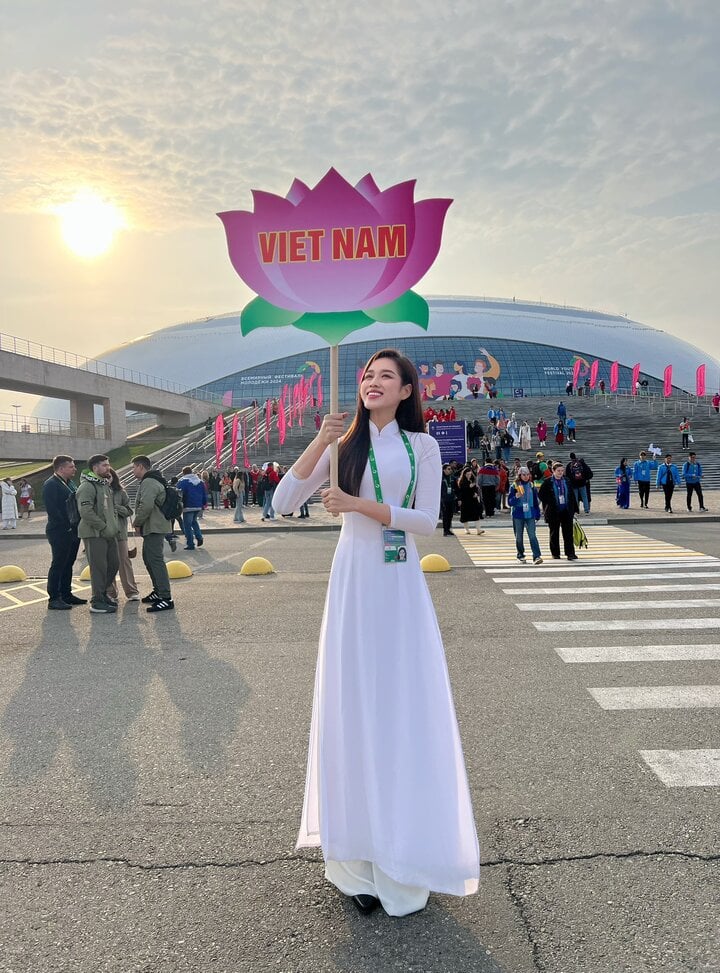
left=195, top=336, right=661, bottom=406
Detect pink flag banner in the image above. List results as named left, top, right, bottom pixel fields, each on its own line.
left=214, top=414, right=224, bottom=469
left=572, top=359, right=583, bottom=388
left=631, top=363, right=641, bottom=395
left=265, top=399, right=272, bottom=444
left=663, top=365, right=673, bottom=397
left=231, top=413, right=239, bottom=467
left=589, top=360, right=599, bottom=389
left=317, top=372, right=323, bottom=408
left=243, top=418, right=250, bottom=468
left=696, top=364, right=706, bottom=397
left=278, top=389, right=287, bottom=446
left=307, top=371, right=317, bottom=403
left=222, top=389, right=233, bottom=407
left=610, top=361, right=619, bottom=393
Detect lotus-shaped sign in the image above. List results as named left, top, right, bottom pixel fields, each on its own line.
left=218, top=168, right=452, bottom=344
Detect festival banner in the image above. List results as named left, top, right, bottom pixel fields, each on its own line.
left=214, top=414, right=224, bottom=469
left=428, top=420, right=467, bottom=465
left=242, top=418, right=250, bottom=469
left=631, top=363, right=641, bottom=395
left=610, top=361, right=619, bottom=393
left=663, top=365, right=673, bottom=397
left=278, top=388, right=287, bottom=446
left=696, top=363, right=706, bottom=397
left=589, top=360, right=599, bottom=389
left=317, top=372, right=324, bottom=409
left=231, top=413, right=239, bottom=467
left=572, top=359, right=583, bottom=389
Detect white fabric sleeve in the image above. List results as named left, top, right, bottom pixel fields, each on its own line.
left=272, top=448, right=331, bottom=514
left=388, top=434, right=441, bottom=537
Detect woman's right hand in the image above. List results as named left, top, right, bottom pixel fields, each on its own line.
left=317, top=412, right=348, bottom=447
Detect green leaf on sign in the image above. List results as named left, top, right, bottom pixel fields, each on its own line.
left=366, top=289, right=429, bottom=329
left=293, top=310, right=375, bottom=345
left=240, top=296, right=301, bottom=336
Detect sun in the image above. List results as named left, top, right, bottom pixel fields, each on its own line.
left=55, top=191, right=125, bottom=258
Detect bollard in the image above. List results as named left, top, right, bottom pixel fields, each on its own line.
left=420, top=554, right=451, bottom=573
left=240, top=556, right=275, bottom=576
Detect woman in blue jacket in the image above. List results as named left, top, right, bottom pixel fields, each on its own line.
left=508, top=466, right=543, bottom=564
left=614, top=458, right=632, bottom=509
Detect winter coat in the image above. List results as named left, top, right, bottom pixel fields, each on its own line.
left=508, top=483, right=541, bottom=520
left=456, top=474, right=481, bottom=522
left=539, top=476, right=578, bottom=519
left=76, top=471, right=119, bottom=540
left=111, top=486, right=133, bottom=541
left=656, top=463, right=680, bottom=487
left=178, top=472, right=206, bottom=510
left=42, top=474, right=78, bottom=534
left=1, top=481, right=18, bottom=520
left=133, top=471, right=172, bottom=536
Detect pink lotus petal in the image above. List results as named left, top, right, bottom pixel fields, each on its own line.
left=354, top=173, right=381, bottom=200
left=287, top=178, right=310, bottom=205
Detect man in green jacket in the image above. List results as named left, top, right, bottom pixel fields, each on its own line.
left=76, top=454, right=120, bottom=613
left=132, top=455, right=174, bottom=612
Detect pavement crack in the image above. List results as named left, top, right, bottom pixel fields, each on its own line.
left=0, top=853, right=315, bottom=871
left=481, top=848, right=719, bottom=868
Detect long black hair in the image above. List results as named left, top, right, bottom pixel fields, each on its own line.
left=339, top=348, right=425, bottom=497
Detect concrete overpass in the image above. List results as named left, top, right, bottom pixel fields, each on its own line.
left=0, top=334, right=218, bottom=460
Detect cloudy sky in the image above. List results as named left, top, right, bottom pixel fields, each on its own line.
left=1, top=0, right=718, bottom=412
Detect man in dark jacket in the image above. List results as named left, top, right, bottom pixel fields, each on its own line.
left=42, top=454, right=85, bottom=610
left=440, top=464, right=456, bottom=536
left=539, top=462, right=579, bottom=560
left=565, top=452, right=592, bottom=514
left=133, top=456, right=173, bottom=612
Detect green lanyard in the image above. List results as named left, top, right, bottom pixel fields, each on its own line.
left=368, top=430, right=416, bottom=508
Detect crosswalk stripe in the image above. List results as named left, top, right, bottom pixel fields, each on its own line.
left=588, top=686, right=720, bottom=709
left=534, top=618, right=720, bottom=631
left=555, top=645, right=720, bottom=663
left=493, top=571, right=720, bottom=583
left=639, top=750, right=720, bottom=787
left=517, top=598, right=720, bottom=611
left=487, top=561, right=716, bottom=574
left=507, top=584, right=720, bottom=594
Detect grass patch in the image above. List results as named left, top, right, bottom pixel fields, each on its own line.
left=0, top=461, right=51, bottom=479
left=107, top=440, right=175, bottom=470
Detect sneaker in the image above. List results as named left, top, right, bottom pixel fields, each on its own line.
left=47, top=598, right=72, bottom=610
left=700, top=507, right=708, bottom=511
left=89, top=602, right=116, bottom=613
left=183, top=546, right=195, bottom=551
left=105, top=597, right=118, bottom=607
left=533, top=557, right=544, bottom=565
left=147, top=599, right=174, bottom=613
left=141, top=591, right=160, bottom=603
left=197, top=538, right=203, bottom=547
left=518, top=557, right=527, bottom=563
left=127, top=594, right=141, bottom=602
left=65, top=594, right=88, bottom=605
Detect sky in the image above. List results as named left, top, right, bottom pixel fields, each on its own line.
left=1, top=0, right=718, bottom=415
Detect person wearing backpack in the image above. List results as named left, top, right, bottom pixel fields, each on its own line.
left=42, top=454, right=85, bottom=610
left=132, top=455, right=174, bottom=612
left=178, top=465, right=207, bottom=547
left=76, top=454, right=120, bottom=614
left=565, top=452, right=591, bottom=514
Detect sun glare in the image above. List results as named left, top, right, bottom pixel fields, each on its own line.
left=56, top=191, right=125, bottom=258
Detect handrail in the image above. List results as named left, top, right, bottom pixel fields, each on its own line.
left=0, top=330, right=222, bottom=404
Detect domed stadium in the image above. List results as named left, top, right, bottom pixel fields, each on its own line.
left=91, top=296, right=719, bottom=407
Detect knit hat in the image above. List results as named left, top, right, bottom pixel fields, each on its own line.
left=519, top=466, right=530, bottom=475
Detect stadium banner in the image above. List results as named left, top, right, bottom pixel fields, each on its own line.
left=572, top=359, right=583, bottom=388
left=428, top=420, right=467, bottom=465
left=231, top=413, right=239, bottom=467
left=214, top=414, right=224, bottom=469
left=663, top=365, right=673, bottom=397
left=696, top=364, right=706, bottom=398
left=610, top=361, right=619, bottom=392
left=589, top=360, right=599, bottom=388
left=632, top=363, right=641, bottom=395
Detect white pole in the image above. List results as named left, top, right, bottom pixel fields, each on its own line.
left=330, top=344, right=339, bottom=488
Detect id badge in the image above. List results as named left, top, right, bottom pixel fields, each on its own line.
left=383, top=529, right=408, bottom=563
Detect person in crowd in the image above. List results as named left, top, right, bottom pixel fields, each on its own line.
left=479, top=433, right=491, bottom=463
left=17, top=478, right=34, bottom=519
left=220, top=472, right=233, bottom=508
left=501, top=428, right=513, bottom=462
left=198, top=470, right=210, bottom=517
left=508, top=466, right=543, bottom=564
left=457, top=465, right=483, bottom=534
left=557, top=401, right=567, bottom=421
left=496, top=409, right=507, bottom=431
left=76, top=454, right=119, bottom=614
left=496, top=460, right=509, bottom=511
left=271, top=348, right=480, bottom=917
left=232, top=469, right=247, bottom=523
left=476, top=459, right=499, bottom=518
left=615, top=458, right=632, bottom=509
left=656, top=453, right=681, bottom=514
left=565, top=452, right=592, bottom=514
left=678, top=417, right=691, bottom=450
left=261, top=462, right=280, bottom=521
left=440, top=463, right=457, bottom=536
left=208, top=469, right=221, bottom=509
left=712, top=392, right=720, bottom=414
left=632, top=450, right=657, bottom=509
left=599, top=379, right=606, bottom=394
left=1, top=477, right=18, bottom=530
left=507, top=413, right=520, bottom=447
left=42, top=456, right=84, bottom=610
left=553, top=418, right=565, bottom=446
left=519, top=420, right=531, bottom=451
left=105, top=467, right=140, bottom=602
left=472, top=419, right=482, bottom=450
left=132, top=456, right=174, bottom=612
left=536, top=418, right=547, bottom=447
left=682, top=452, right=707, bottom=512
left=165, top=476, right=182, bottom=543
left=566, top=415, right=576, bottom=442
left=539, top=462, right=578, bottom=561
left=249, top=465, right=260, bottom=504
left=565, top=379, right=573, bottom=396
left=177, top=465, right=206, bottom=548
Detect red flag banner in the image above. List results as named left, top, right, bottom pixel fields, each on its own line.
left=231, top=413, right=239, bottom=467
left=696, top=364, right=706, bottom=397
left=214, top=414, right=224, bottom=469
left=572, top=359, right=583, bottom=388
left=663, top=365, right=673, bottom=398
left=278, top=390, right=287, bottom=446
left=631, top=363, right=641, bottom=395
left=610, top=361, right=619, bottom=393
left=243, top=418, right=250, bottom=468
left=589, top=360, right=599, bottom=388
left=317, top=372, right=323, bottom=408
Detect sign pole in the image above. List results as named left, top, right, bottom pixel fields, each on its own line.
left=330, top=343, right=339, bottom=489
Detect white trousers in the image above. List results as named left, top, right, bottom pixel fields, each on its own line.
left=325, top=859, right=429, bottom=917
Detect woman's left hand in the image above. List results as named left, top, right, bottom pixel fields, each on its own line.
left=321, top=486, right=357, bottom=515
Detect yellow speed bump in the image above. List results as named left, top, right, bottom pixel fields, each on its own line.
left=0, top=565, right=27, bottom=583
left=79, top=565, right=91, bottom=581
left=420, top=554, right=451, bottom=573
left=240, top=556, right=275, bottom=576
left=167, top=560, right=193, bottom=579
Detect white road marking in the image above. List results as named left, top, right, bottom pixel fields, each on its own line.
left=556, top=644, right=720, bottom=663
left=534, top=618, right=720, bottom=631
left=639, top=750, right=720, bottom=787
left=485, top=557, right=716, bottom=572
left=588, top=685, right=720, bottom=709
left=494, top=571, right=720, bottom=584
left=516, top=598, right=720, bottom=611
left=507, top=584, right=720, bottom=594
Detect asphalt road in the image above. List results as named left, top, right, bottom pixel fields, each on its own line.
left=0, top=524, right=718, bottom=973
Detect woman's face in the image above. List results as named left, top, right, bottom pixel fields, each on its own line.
left=520, top=471, right=531, bottom=481
left=360, top=357, right=411, bottom=414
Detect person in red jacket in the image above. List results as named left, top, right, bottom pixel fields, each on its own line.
left=261, top=462, right=280, bottom=521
